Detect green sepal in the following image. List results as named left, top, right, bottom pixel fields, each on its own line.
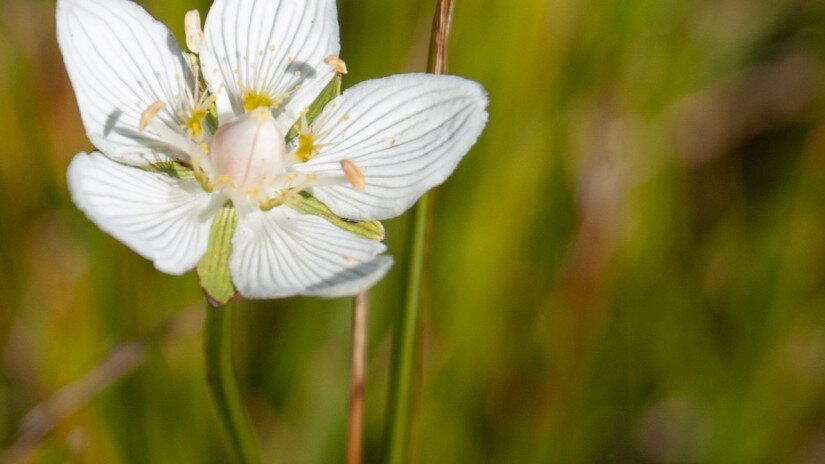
left=197, top=204, right=238, bottom=307
left=285, top=74, right=342, bottom=141
left=286, top=192, right=385, bottom=241
left=141, top=161, right=196, bottom=180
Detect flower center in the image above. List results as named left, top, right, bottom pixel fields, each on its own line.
left=208, top=107, right=286, bottom=206
left=242, top=90, right=275, bottom=112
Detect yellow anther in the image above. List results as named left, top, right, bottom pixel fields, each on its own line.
left=260, top=191, right=289, bottom=211
left=324, top=55, right=348, bottom=74
left=185, top=9, right=205, bottom=53
left=185, top=107, right=208, bottom=138
left=271, top=91, right=291, bottom=109
left=218, top=175, right=229, bottom=184
left=295, top=133, right=316, bottom=162
left=341, top=159, right=365, bottom=191
left=242, top=90, right=274, bottom=112
left=139, top=101, right=166, bottom=131
left=247, top=187, right=260, bottom=195
left=200, top=143, right=209, bottom=154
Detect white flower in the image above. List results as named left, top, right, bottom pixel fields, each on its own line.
left=57, top=0, right=488, bottom=299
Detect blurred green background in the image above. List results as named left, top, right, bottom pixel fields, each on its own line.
left=2, top=0, right=825, bottom=462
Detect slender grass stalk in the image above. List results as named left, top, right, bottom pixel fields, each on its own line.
left=347, top=291, right=369, bottom=464
left=384, top=198, right=429, bottom=464
left=383, top=2, right=454, bottom=463
left=204, top=301, right=260, bottom=464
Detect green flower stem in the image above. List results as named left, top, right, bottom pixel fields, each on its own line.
left=384, top=1, right=454, bottom=462
left=204, top=301, right=261, bottom=464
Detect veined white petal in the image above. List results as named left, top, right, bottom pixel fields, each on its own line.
left=57, top=0, right=197, bottom=166
left=292, top=74, right=489, bottom=220
left=200, top=0, right=340, bottom=130
left=230, top=208, right=392, bottom=299
left=67, top=152, right=222, bottom=275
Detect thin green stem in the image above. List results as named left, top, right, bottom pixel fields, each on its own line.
left=204, top=301, right=260, bottom=464
left=384, top=196, right=430, bottom=464
left=383, top=1, right=453, bottom=462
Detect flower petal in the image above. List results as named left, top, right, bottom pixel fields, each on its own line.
left=67, top=152, right=221, bottom=274
left=292, top=74, right=489, bottom=220
left=57, top=0, right=198, bottom=165
left=230, top=208, right=392, bottom=299
left=200, top=0, right=340, bottom=130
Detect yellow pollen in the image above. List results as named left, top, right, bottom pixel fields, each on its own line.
left=218, top=175, right=229, bottom=184
left=242, top=90, right=274, bottom=112
left=185, top=107, right=208, bottom=138
left=247, top=187, right=260, bottom=195
left=295, top=133, right=317, bottom=162
left=200, top=143, right=209, bottom=154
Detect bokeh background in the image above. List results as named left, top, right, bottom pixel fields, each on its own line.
left=2, top=0, right=825, bottom=462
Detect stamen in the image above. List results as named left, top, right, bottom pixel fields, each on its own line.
left=295, top=133, right=316, bottom=162
left=242, top=89, right=274, bottom=112
left=185, top=10, right=205, bottom=54
left=260, top=190, right=290, bottom=211
left=341, top=159, right=366, bottom=191
left=295, top=114, right=317, bottom=162
left=185, top=107, right=208, bottom=138
left=190, top=156, right=213, bottom=192
left=139, top=101, right=166, bottom=131
left=325, top=55, right=348, bottom=74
